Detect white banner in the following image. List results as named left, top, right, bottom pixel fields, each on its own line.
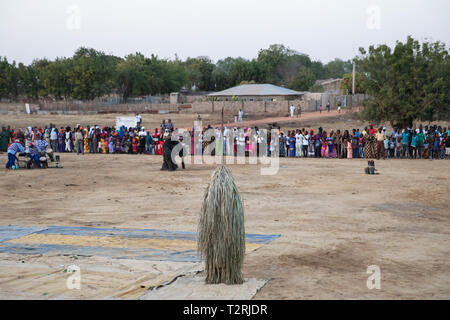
left=116, top=117, right=137, bottom=129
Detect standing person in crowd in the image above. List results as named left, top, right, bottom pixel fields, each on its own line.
left=58, top=128, right=65, bottom=153
left=238, top=109, right=243, bottom=123
left=319, top=105, right=322, bottom=114
left=153, top=128, right=162, bottom=155
left=416, top=129, right=424, bottom=159
left=432, top=136, right=440, bottom=159
left=92, top=127, right=98, bottom=153
left=279, top=132, right=286, bottom=157
left=285, top=130, right=290, bottom=156
left=402, top=129, right=410, bottom=158
left=50, top=127, right=58, bottom=152
left=342, top=130, right=350, bottom=159
left=65, top=127, right=72, bottom=152
left=289, top=133, right=296, bottom=157
left=302, top=130, right=310, bottom=158
left=375, top=127, right=386, bottom=160
left=101, top=132, right=107, bottom=154
left=295, top=130, right=303, bottom=158
left=411, top=131, right=418, bottom=159
left=326, top=101, right=330, bottom=113
left=84, top=129, right=90, bottom=153
left=75, top=128, right=84, bottom=155
left=321, top=132, right=327, bottom=158
left=290, top=104, right=295, bottom=118
left=384, top=134, right=390, bottom=158
left=87, top=126, right=94, bottom=153
left=327, top=131, right=334, bottom=158
left=335, top=130, right=342, bottom=159
left=389, top=137, right=395, bottom=158
left=351, top=129, right=360, bottom=158
left=297, top=105, right=301, bottom=118
left=364, top=127, right=376, bottom=159
left=314, top=129, right=322, bottom=158
left=145, top=131, right=152, bottom=154
left=395, top=135, right=402, bottom=158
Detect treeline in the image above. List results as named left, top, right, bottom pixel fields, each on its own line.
left=356, top=36, right=449, bottom=127
left=0, top=45, right=352, bottom=102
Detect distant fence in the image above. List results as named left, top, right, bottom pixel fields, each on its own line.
left=0, top=94, right=368, bottom=116
left=308, top=94, right=369, bottom=112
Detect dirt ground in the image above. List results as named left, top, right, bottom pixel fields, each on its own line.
left=0, top=113, right=449, bottom=299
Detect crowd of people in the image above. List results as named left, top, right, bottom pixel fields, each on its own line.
left=275, top=124, right=450, bottom=160
left=2, top=121, right=450, bottom=169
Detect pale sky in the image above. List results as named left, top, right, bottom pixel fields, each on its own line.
left=0, top=0, right=449, bottom=65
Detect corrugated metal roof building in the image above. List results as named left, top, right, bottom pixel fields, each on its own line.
left=208, top=84, right=306, bottom=101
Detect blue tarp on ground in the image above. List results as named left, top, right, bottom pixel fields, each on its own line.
left=0, top=226, right=47, bottom=242
left=0, top=225, right=280, bottom=262
left=33, top=226, right=280, bottom=244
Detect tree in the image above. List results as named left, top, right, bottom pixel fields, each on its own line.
left=358, top=36, right=449, bottom=128
left=184, top=57, right=215, bottom=91
left=288, top=66, right=315, bottom=91
left=69, top=47, right=116, bottom=100
left=340, top=72, right=366, bottom=94
left=0, top=57, right=19, bottom=99
left=324, top=58, right=352, bottom=79
left=257, top=44, right=291, bottom=83
left=212, top=57, right=236, bottom=90
left=116, top=53, right=148, bottom=100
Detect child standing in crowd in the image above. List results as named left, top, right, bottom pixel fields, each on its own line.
left=432, top=137, right=440, bottom=159
left=411, top=132, right=418, bottom=159
left=384, top=135, right=390, bottom=158
left=389, top=137, right=396, bottom=158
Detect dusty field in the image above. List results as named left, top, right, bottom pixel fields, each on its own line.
left=0, top=150, right=449, bottom=299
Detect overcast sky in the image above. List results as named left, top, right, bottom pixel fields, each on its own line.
left=1, top=0, right=449, bottom=65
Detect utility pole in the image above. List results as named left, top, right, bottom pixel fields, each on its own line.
left=352, top=60, right=356, bottom=95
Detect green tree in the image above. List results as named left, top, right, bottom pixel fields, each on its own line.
left=184, top=57, right=215, bottom=91
left=358, top=36, right=449, bottom=128
left=340, top=72, right=366, bottom=94
left=288, top=66, right=315, bottom=91
left=324, top=58, right=352, bottom=79
left=69, top=47, right=116, bottom=100
left=212, top=57, right=235, bottom=90
left=257, top=44, right=291, bottom=83
left=0, top=57, right=19, bottom=99
left=116, top=53, right=148, bottom=100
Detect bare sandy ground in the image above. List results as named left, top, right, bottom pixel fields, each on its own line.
left=0, top=150, right=449, bottom=299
